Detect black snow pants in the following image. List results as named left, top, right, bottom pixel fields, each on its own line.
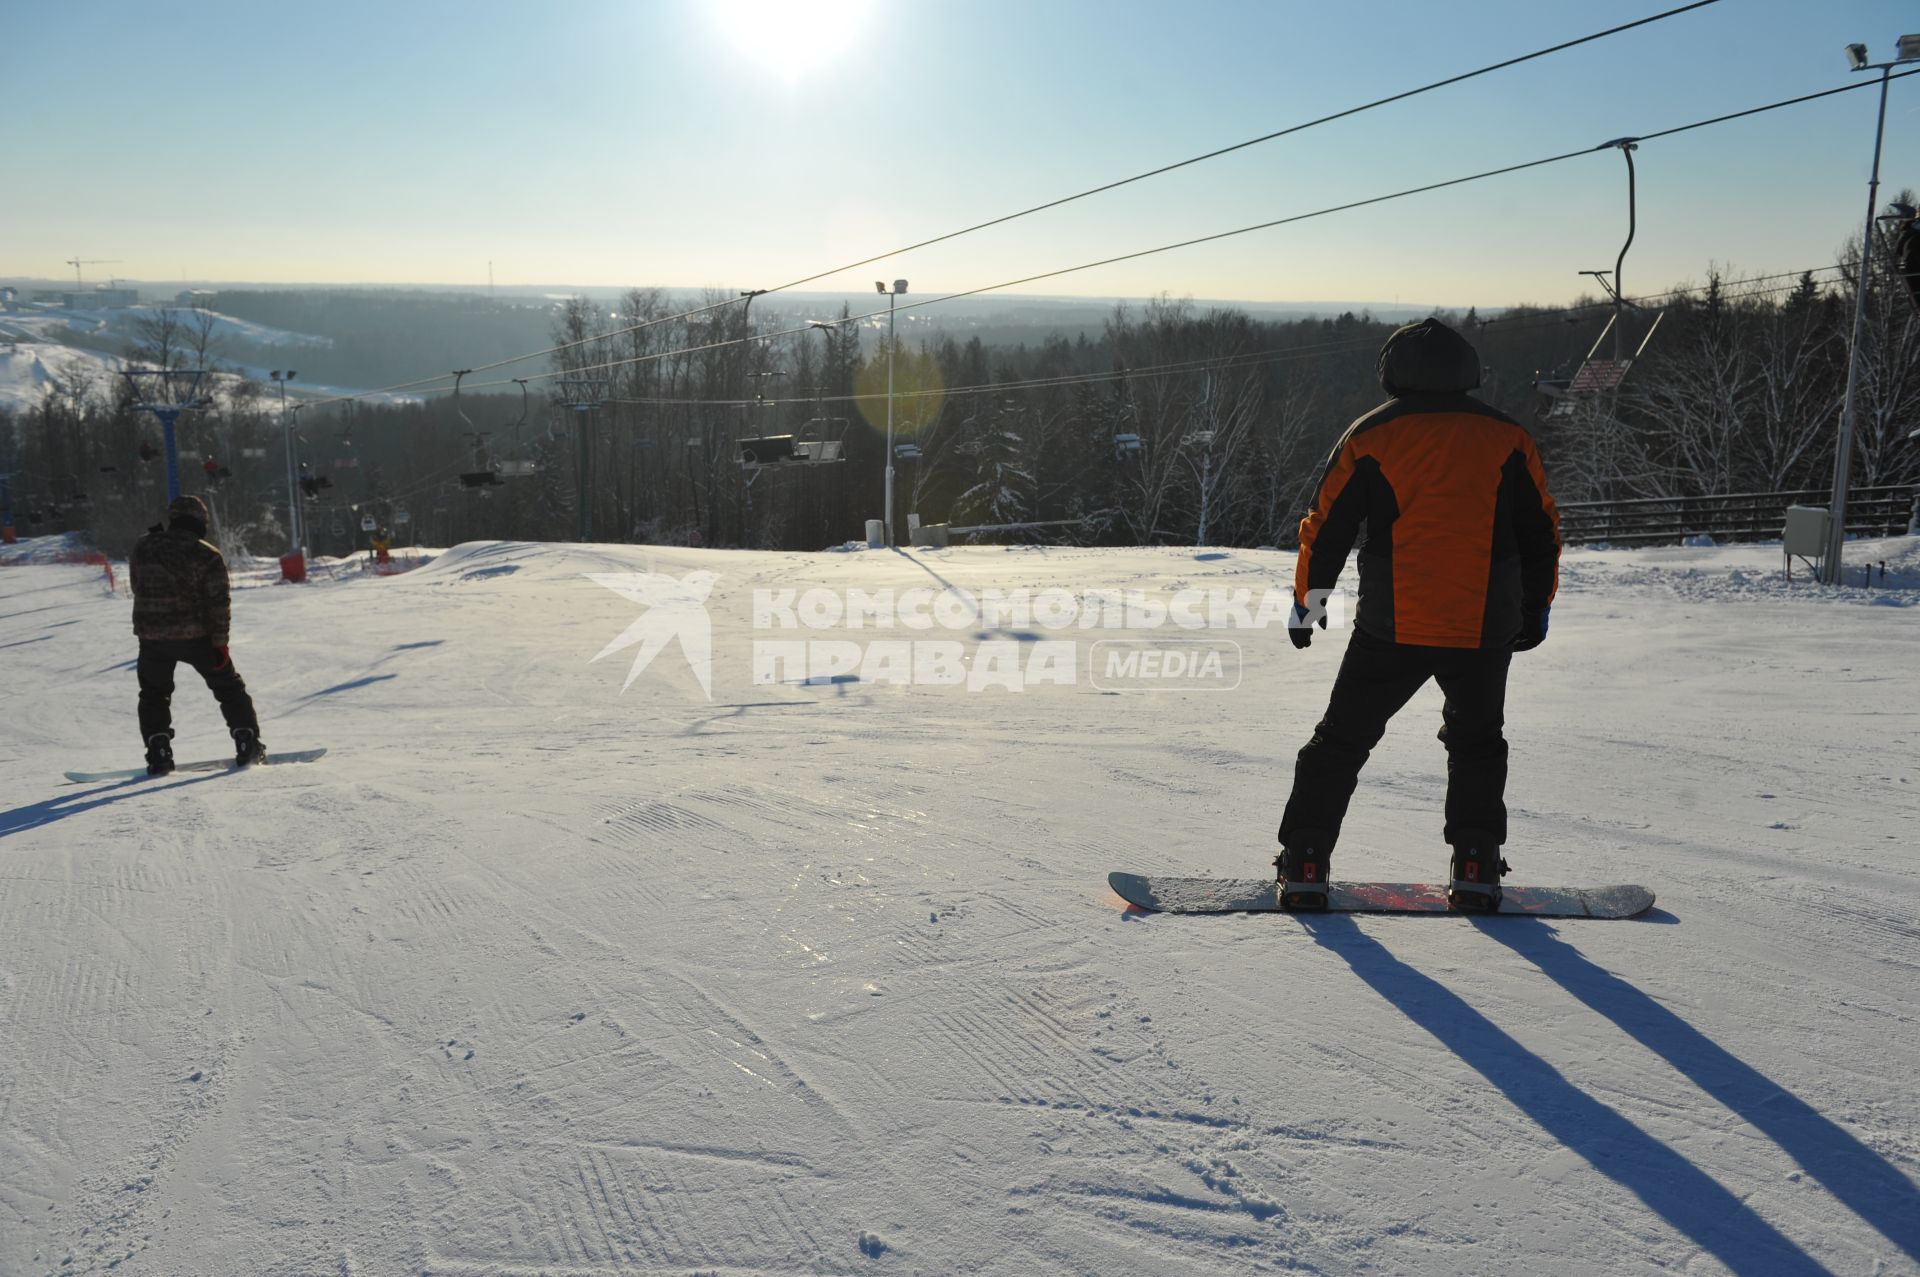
left=137, top=638, right=260, bottom=744
left=1279, top=629, right=1511, bottom=857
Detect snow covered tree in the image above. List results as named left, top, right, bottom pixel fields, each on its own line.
left=953, top=397, right=1034, bottom=530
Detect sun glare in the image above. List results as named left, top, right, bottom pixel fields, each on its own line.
left=711, top=0, right=872, bottom=74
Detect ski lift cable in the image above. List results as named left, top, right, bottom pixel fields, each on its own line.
left=380, top=453, right=483, bottom=506
left=494, top=266, right=1822, bottom=424
left=430, top=70, right=1918, bottom=400
left=1474, top=264, right=1848, bottom=330
left=602, top=332, right=1396, bottom=410
left=591, top=271, right=1838, bottom=415
left=460, top=295, right=746, bottom=377
left=299, top=295, right=749, bottom=410
left=298, top=4, right=1722, bottom=412
left=855, top=74, right=1920, bottom=328
left=758, top=1, right=1726, bottom=297
left=304, top=67, right=1915, bottom=426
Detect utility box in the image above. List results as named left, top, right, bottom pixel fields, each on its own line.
left=1783, top=505, right=1830, bottom=558
left=910, top=523, right=950, bottom=549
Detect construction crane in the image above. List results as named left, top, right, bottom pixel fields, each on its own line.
left=65, top=258, right=120, bottom=288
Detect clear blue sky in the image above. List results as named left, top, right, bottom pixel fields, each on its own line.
left=7, top=0, right=1918, bottom=310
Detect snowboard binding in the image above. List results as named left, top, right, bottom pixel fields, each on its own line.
left=233, top=728, right=267, bottom=768
left=144, top=733, right=175, bottom=777
left=1448, top=835, right=1510, bottom=913
left=1275, top=840, right=1331, bottom=912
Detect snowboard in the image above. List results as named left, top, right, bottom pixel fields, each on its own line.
left=65, top=747, right=328, bottom=784
left=1109, top=872, right=1654, bottom=919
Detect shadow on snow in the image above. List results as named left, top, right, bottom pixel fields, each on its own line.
left=0, top=772, right=229, bottom=840
left=1301, top=914, right=1846, bottom=1276
left=1483, top=921, right=1920, bottom=1268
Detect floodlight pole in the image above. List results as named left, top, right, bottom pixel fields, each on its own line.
left=561, top=377, right=608, bottom=542
left=886, top=292, right=897, bottom=546
left=272, top=371, right=300, bottom=555
left=577, top=404, right=596, bottom=542
left=876, top=280, right=907, bottom=546
left=1825, top=61, right=1897, bottom=584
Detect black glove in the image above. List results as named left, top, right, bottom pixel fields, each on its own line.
left=1288, top=601, right=1325, bottom=650
left=1513, top=606, right=1549, bottom=652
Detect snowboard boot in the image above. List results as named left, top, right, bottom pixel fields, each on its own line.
left=1448, top=832, right=1510, bottom=913
left=1275, top=834, right=1332, bottom=912
left=233, top=728, right=267, bottom=768
left=145, top=733, right=175, bottom=777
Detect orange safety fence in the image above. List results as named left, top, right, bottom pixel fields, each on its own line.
left=0, top=549, right=119, bottom=592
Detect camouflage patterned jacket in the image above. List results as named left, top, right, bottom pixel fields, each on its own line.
left=130, top=526, right=232, bottom=645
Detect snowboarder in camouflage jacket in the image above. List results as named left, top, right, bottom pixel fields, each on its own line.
left=129, top=495, right=264, bottom=774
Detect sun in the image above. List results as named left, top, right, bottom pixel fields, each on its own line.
left=710, top=0, right=872, bottom=75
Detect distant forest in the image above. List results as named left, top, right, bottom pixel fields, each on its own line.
left=5, top=244, right=1917, bottom=559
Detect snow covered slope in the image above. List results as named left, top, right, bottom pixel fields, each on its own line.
left=0, top=305, right=412, bottom=410
left=0, top=342, right=122, bottom=414
left=2, top=537, right=1917, bottom=1275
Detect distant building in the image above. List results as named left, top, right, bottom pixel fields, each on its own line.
left=68, top=287, right=139, bottom=309
left=0, top=286, right=16, bottom=312
left=174, top=289, right=215, bottom=308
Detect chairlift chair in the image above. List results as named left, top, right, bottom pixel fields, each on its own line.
left=738, top=435, right=798, bottom=470
left=1547, top=310, right=1664, bottom=418
left=793, top=415, right=849, bottom=465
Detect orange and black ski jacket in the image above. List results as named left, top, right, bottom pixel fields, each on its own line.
left=1296, top=393, right=1561, bottom=650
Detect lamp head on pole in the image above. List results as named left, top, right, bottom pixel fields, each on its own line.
left=874, top=281, right=886, bottom=294
left=1846, top=42, right=1870, bottom=70
left=1896, top=34, right=1920, bottom=61
left=893, top=279, right=908, bottom=295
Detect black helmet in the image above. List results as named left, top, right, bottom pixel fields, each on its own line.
left=1377, top=318, right=1481, bottom=396
left=168, top=494, right=210, bottom=523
